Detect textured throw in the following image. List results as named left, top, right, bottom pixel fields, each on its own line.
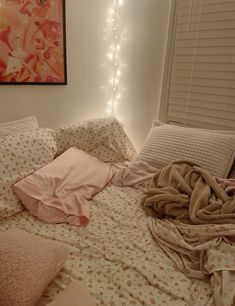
left=141, top=160, right=235, bottom=224
left=141, top=161, right=235, bottom=306
left=215, top=177, right=235, bottom=196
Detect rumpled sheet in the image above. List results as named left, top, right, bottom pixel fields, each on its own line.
left=140, top=161, right=235, bottom=306
left=0, top=185, right=215, bottom=306
left=147, top=218, right=235, bottom=306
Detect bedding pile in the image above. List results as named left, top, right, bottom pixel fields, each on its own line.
left=141, top=160, right=235, bottom=224
left=113, top=160, right=235, bottom=306
left=1, top=117, right=235, bottom=306
left=141, top=161, right=235, bottom=306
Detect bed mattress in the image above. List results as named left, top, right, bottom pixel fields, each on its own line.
left=0, top=185, right=214, bottom=306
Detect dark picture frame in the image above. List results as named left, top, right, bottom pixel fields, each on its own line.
left=0, top=0, right=67, bottom=85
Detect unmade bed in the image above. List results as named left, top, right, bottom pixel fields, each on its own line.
left=0, top=117, right=235, bottom=306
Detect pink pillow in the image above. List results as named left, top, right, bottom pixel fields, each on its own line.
left=13, top=147, right=114, bottom=226
left=0, top=228, right=69, bottom=306
left=47, top=281, right=97, bottom=306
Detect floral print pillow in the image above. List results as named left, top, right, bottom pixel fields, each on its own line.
left=0, top=128, right=57, bottom=219
left=56, top=117, right=136, bottom=162
left=0, top=116, right=39, bottom=138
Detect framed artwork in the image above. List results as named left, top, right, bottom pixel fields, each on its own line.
left=0, top=0, right=67, bottom=85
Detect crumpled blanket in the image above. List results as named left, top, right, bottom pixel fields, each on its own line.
left=141, top=160, right=235, bottom=225
left=140, top=160, right=235, bottom=306
left=215, top=177, right=235, bottom=196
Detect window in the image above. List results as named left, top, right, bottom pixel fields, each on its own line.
left=159, top=0, right=235, bottom=130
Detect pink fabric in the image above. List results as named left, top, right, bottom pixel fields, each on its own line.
left=13, top=147, right=114, bottom=226
left=112, top=159, right=157, bottom=190
left=214, top=177, right=235, bottom=196
left=0, top=228, right=68, bottom=306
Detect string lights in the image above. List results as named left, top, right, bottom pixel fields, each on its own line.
left=105, top=0, right=124, bottom=116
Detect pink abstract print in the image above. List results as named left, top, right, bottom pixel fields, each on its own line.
left=0, top=0, right=66, bottom=84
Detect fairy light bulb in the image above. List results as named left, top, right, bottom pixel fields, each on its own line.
left=107, top=53, right=113, bottom=60
left=114, top=78, right=120, bottom=85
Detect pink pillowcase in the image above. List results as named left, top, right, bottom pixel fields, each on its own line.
left=13, top=147, right=114, bottom=226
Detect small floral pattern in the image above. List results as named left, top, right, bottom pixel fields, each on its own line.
left=0, top=118, right=214, bottom=305
left=0, top=118, right=135, bottom=220
left=0, top=186, right=214, bottom=306
left=0, top=128, right=57, bottom=219
left=55, top=117, right=136, bottom=162
left=0, top=116, right=38, bottom=137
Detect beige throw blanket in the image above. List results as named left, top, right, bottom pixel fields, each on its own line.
left=141, top=161, right=235, bottom=306
left=141, top=160, right=235, bottom=224
left=215, top=177, right=235, bottom=196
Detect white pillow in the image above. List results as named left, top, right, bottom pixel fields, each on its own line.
left=0, top=116, right=38, bottom=137
left=0, top=128, right=57, bottom=219
left=137, top=122, right=235, bottom=178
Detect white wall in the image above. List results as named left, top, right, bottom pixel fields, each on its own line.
left=0, top=0, right=171, bottom=149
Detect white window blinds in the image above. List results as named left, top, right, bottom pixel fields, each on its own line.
left=160, top=0, right=235, bottom=130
